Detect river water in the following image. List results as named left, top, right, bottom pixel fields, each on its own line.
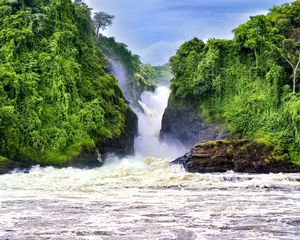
left=0, top=86, right=300, bottom=240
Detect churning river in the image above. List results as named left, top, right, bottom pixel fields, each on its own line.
left=1, top=86, right=300, bottom=240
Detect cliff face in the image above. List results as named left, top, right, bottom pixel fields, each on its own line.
left=69, top=107, right=138, bottom=168
left=160, top=100, right=229, bottom=147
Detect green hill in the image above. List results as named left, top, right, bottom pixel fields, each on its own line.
left=168, top=1, right=300, bottom=164
left=0, top=0, right=132, bottom=166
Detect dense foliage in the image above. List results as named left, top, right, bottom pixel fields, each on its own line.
left=0, top=0, right=129, bottom=165
left=98, top=35, right=164, bottom=104
left=170, top=1, right=300, bottom=164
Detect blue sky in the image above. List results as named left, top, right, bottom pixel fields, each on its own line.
left=85, top=0, right=293, bottom=65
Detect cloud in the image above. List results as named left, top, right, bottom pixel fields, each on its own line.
left=85, top=0, right=293, bottom=65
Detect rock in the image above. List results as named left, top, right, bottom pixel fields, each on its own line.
left=160, top=100, right=230, bottom=147
left=0, top=157, right=33, bottom=175
left=68, top=147, right=104, bottom=168
left=98, top=107, right=138, bottom=156
left=171, top=152, right=191, bottom=165
left=173, top=140, right=300, bottom=173
left=69, top=107, right=138, bottom=168
left=0, top=158, right=14, bottom=175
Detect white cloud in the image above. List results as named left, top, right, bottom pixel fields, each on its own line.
left=84, top=0, right=292, bottom=65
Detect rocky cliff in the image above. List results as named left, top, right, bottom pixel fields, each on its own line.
left=160, top=100, right=229, bottom=147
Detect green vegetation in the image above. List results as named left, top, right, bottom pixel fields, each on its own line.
left=169, top=1, right=300, bottom=164
left=152, top=63, right=173, bottom=85
left=0, top=0, right=129, bottom=165
left=0, top=156, right=8, bottom=162
left=98, top=35, right=169, bottom=104
left=93, top=11, right=114, bottom=36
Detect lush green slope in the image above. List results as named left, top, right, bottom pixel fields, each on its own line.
left=98, top=35, right=167, bottom=104
left=0, top=0, right=129, bottom=165
left=169, top=1, right=300, bottom=164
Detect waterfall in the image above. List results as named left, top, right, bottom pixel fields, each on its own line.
left=1, top=62, right=300, bottom=240
left=109, top=59, right=132, bottom=103
left=134, top=86, right=186, bottom=158
left=110, top=60, right=186, bottom=159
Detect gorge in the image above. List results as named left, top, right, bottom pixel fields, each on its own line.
left=1, top=81, right=300, bottom=239
left=1, top=0, right=300, bottom=239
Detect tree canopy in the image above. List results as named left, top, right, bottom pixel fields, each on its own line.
left=93, top=11, right=114, bottom=36
left=0, top=0, right=129, bottom=165
left=169, top=0, right=300, bottom=164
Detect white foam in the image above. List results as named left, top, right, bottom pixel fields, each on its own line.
left=134, top=86, right=187, bottom=158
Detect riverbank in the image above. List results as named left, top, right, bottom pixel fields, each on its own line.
left=173, top=140, right=300, bottom=174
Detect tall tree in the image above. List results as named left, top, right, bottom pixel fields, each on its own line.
left=74, top=0, right=87, bottom=7
left=279, top=39, right=300, bottom=93
left=93, top=11, right=114, bottom=36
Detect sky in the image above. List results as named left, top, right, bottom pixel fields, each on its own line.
left=85, top=0, right=293, bottom=66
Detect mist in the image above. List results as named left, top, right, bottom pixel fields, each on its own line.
left=134, top=86, right=187, bottom=159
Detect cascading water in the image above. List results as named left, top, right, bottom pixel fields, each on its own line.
left=0, top=63, right=300, bottom=239
left=108, top=59, right=186, bottom=159
left=134, top=86, right=186, bottom=158
left=109, top=60, right=132, bottom=102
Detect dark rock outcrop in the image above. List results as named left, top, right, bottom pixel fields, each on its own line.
left=69, top=107, right=138, bottom=168
left=0, top=158, right=34, bottom=175
left=160, top=101, right=229, bottom=147
left=68, top=147, right=104, bottom=169
left=173, top=140, right=300, bottom=173
left=97, top=107, right=138, bottom=157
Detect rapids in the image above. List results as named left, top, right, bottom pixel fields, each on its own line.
left=134, top=86, right=186, bottom=158
left=0, top=86, right=300, bottom=239
left=0, top=160, right=300, bottom=239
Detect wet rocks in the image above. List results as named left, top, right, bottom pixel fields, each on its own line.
left=0, top=158, right=14, bottom=175
left=160, top=100, right=229, bottom=147
left=0, top=157, right=33, bottom=175
left=68, top=148, right=104, bottom=168
left=173, top=140, right=300, bottom=173
left=98, top=107, right=138, bottom=156
left=69, top=107, right=138, bottom=168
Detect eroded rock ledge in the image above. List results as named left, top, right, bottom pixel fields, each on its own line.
left=173, top=140, right=300, bottom=173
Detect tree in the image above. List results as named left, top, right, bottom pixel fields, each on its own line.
left=279, top=39, right=300, bottom=93
left=233, top=15, right=281, bottom=69
left=93, top=11, right=114, bottom=36
left=169, top=38, right=206, bottom=102
left=74, top=0, right=88, bottom=7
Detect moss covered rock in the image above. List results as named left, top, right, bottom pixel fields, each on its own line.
left=173, top=140, right=300, bottom=173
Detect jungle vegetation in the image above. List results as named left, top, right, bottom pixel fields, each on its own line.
left=169, top=1, right=300, bottom=164
left=0, top=0, right=130, bottom=165
left=98, top=34, right=166, bottom=104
